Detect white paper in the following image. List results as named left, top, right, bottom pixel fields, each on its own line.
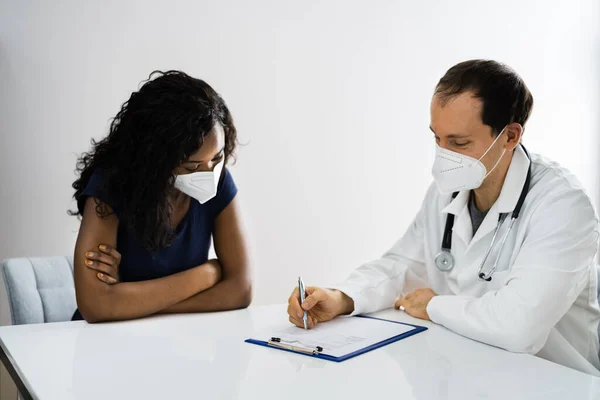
left=258, top=317, right=414, bottom=358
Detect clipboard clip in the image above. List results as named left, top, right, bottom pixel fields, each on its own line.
left=268, top=337, right=323, bottom=355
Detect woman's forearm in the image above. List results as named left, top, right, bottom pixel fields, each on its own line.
left=78, top=264, right=218, bottom=322
left=160, top=275, right=252, bottom=314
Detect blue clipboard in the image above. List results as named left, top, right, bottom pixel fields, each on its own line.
left=245, top=315, right=427, bottom=363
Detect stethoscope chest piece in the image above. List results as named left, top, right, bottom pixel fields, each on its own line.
left=434, top=249, right=455, bottom=271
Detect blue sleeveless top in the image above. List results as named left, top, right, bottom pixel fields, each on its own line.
left=72, top=169, right=237, bottom=320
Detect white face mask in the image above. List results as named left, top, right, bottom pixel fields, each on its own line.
left=174, top=159, right=225, bottom=203
left=431, top=127, right=507, bottom=194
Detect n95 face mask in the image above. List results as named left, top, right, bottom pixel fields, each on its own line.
left=174, top=159, right=224, bottom=203
left=431, top=127, right=506, bottom=194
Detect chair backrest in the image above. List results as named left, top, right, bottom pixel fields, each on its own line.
left=0, top=256, right=76, bottom=325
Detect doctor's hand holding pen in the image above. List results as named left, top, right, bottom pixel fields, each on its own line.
left=287, top=286, right=355, bottom=329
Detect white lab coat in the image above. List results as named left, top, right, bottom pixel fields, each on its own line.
left=334, top=146, right=600, bottom=376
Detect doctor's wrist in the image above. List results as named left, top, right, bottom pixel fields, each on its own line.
left=331, top=289, right=355, bottom=316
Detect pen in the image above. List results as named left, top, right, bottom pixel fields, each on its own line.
left=298, top=276, right=308, bottom=329
left=269, top=337, right=323, bottom=354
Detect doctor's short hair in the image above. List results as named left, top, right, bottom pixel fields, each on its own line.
left=434, top=60, right=534, bottom=136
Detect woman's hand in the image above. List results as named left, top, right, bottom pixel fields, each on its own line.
left=84, top=244, right=121, bottom=285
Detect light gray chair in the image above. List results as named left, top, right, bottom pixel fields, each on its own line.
left=0, top=256, right=76, bottom=400
left=0, top=256, right=76, bottom=325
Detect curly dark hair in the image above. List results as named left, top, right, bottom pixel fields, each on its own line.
left=70, top=70, right=237, bottom=252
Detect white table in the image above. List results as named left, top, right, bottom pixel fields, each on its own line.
left=1, top=305, right=599, bottom=400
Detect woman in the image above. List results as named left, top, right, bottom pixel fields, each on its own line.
left=70, top=71, right=251, bottom=322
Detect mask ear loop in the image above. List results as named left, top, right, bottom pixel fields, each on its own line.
left=479, top=126, right=508, bottom=179
left=483, top=149, right=506, bottom=179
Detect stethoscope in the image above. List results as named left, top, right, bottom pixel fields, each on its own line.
left=434, top=146, right=532, bottom=282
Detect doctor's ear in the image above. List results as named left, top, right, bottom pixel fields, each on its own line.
left=503, top=123, right=523, bottom=151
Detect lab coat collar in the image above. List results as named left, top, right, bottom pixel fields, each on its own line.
left=440, top=145, right=530, bottom=247
left=441, top=190, right=469, bottom=216
left=492, top=144, right=530, bottom=215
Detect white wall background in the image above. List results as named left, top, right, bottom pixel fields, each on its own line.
left=0, top=1, right=598, bottom=396
left=0, top=0, right=599, bottom=305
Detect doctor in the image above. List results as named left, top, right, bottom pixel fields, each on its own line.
left=287, top=60, right=600, bottom=375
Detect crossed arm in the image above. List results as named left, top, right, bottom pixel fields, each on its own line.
left=74, top=196, right=251, bottom=323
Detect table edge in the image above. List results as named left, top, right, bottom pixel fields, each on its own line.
left=0, top=335, right=36, bottom=400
